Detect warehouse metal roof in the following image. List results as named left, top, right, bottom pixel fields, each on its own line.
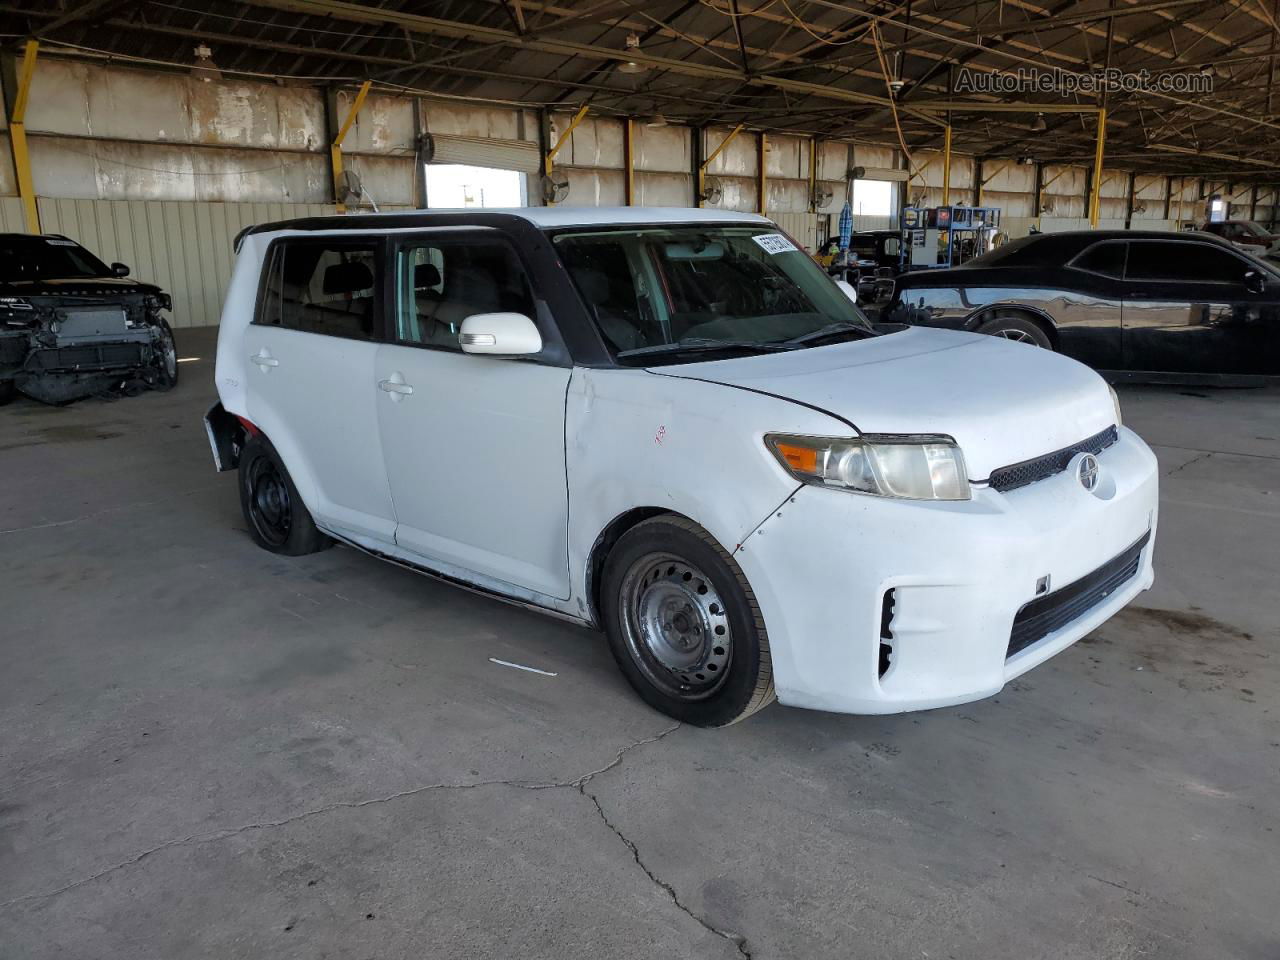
left=5, top=0, right=1278, bottom=177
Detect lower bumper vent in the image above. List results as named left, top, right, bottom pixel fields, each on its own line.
left=1007, top=531, right=1149, bottom=658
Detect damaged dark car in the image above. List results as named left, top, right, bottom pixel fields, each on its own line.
left=0, top=233, right=178, bottom=405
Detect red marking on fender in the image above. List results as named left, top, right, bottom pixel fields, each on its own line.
left=235, top=415, right=260, bottom=437
left=654, top=425, right=666, bottom=445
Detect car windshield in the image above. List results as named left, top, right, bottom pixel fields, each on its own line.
left=554, top=226, right=875, bottom=364
left=0, top=236, right=112, bottom=282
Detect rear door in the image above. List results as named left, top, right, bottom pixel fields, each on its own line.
left=243, top=236, right=397, bottom=542
left=1122, top=239, right=1276, bottom=374
left=372, top=229, right=572, bottom=599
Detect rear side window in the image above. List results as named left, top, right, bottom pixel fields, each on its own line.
left=1126, top=241, right=1245, bottom=284
left=256, top=240, right=380, bottom=340
left=1072, top=241, right=1126, bottom=278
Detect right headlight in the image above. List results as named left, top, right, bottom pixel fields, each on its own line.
left=766, top=433, right=971, bottom=501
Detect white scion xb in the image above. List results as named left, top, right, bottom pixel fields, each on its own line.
left=207, top=208, right=1158, bottom=727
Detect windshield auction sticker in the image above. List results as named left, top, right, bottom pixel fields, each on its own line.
left=751, top=233, right=797, bottom=255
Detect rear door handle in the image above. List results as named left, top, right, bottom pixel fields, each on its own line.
left=251, top=349, right=279, bottom=369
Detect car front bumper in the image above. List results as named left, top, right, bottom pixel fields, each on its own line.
left=734, top=426, right=1158, bottom=714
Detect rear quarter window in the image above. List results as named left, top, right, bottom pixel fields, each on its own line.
left=254, top=239, right=380, bottom=340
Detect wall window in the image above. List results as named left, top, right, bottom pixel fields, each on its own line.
left=395, top=237, right=535, bottom=350
left=256, top=241, right=379, bottom=340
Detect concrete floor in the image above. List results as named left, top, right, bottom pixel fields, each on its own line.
left=2, top=327, right=1277, bottom=959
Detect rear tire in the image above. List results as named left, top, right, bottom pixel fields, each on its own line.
left=0, top=380, right=15, bottom=405
left=977, top=312, right=1053, bottom=349
left=238, top=434, right=331, bottom=556
left=601, top=515, right=775, bottom=727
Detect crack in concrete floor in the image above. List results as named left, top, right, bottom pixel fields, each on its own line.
left=1, top=722, right=756, bottom=955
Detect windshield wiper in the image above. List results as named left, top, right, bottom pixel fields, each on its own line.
left=616, top=338, right=797, bottom=360
left=780, top=322, right=875, bottom=347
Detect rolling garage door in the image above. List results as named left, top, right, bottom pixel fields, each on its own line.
left=422, top=134, right=542, bottom=173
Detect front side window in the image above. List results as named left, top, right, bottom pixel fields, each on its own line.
left=1126, top=241, right=1247, bottom=284
left=555, top=226, right=874, bottom=363
left=256, top=240, right=378, bottom=340
left=395, top=236, right=535, bottom=351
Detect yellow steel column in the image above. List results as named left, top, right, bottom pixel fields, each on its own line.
left=1089, top=108, right=1107, bottom=227
left=698, top=123, right=743, bottom=208
left=807, top=136, right=818, bottom=212
left=331, top=80, right=371, bottom=214
left=757, top=132, right=767, bottom=215
left=7, top=40, right=40, bottom=234
left=941, top=124, right=952, bottom=206
left=624, top=116, right=635, bottom=206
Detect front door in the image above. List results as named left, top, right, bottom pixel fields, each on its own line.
left=243, top=236, right=396, bottom=542
left=1123, top=239, right=1278, bottom=374
left=373, top=230, right=573, bottom=599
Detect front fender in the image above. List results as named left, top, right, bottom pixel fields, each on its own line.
left=564, top=367, right=846, bottom=619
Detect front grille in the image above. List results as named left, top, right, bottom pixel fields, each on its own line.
left=1007, top=531, right=1150, bottom=658
left=988, top=425, right=1119, bottom=493
left=27, top=343, right=146, bottom=372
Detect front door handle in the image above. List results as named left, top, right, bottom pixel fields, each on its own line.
left=251, top=349, right=279, bottom=369
left=378, top=373, right=414, bottom=401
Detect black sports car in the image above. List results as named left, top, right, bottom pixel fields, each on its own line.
left=0, top=233, right=177, bottom=404
left=887, top=230, right=1280, bottom=379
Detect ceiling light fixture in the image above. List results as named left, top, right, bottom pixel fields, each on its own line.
left=617, top=34, right=647, bottom=74
left=1031, top=113, right=1047, bottom=132
left=645, top=113, right=669, bottom=128
left=191, top=44, right=221, bottom=83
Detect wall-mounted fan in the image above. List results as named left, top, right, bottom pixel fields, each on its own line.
left=811, top=185, right=834, bottom=208
left=699, top=175, right=724, bottom=205
left=337, top=169, right=363, bottom=204
left=847, top=165, right=867, bottom=180
left=541, top=168, right=570, bottom=204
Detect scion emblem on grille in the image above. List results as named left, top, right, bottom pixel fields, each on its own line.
left=1078, top=454, right=1099, bottom=492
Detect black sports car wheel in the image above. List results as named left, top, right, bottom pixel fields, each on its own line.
left=978, top=313, right=1053, bottom=349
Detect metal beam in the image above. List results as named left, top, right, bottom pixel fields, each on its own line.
left=699, top=123, right=744, bottom=208
left=941, top=124, right=952, bottom=205
left=4, top=40, right=40, bottom=233
left=758, top=132, right=768, bottom=216
left=624, top=116, right=635, bottom=206
left=545, top=104, right=589, bottom=177
left=330, top=79, right=371, bottom=214
left=1090, top=108, right=1108, bottom=227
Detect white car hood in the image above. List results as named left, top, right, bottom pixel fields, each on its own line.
left=653, top=326, right=1116, bottom=480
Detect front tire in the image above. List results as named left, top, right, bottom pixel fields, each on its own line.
left=977, top=312, right=1053, bottom=349
left=238, top=435, right=331, bottom=556
left=151, top=318, right=179, bottom=390
left=601, top=515, right=775, bottom=727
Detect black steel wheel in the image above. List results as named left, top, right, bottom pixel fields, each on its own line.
left=237, top=434, right=331, bottom=556
left=601, top=514, right=775, bottom=726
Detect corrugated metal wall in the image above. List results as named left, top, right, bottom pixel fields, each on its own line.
left=36, top=199, right=339, bottom=328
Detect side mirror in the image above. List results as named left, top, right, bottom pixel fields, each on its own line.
left=1244, top=270, right=1266, bottom=295
left=111, top=262, right=130, bottom=278
left=835, top=279, right=858, bottom=304
left=459, top=312, right=542, bottom=356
